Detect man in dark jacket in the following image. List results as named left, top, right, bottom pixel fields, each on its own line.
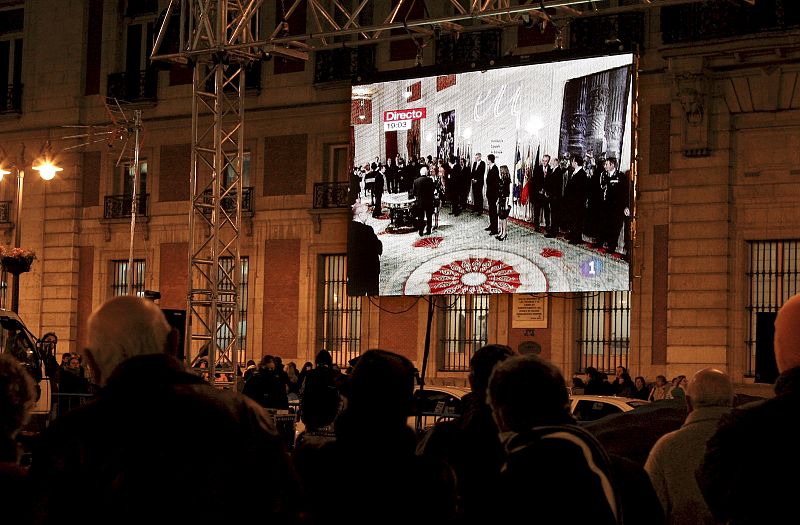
left=412, top=166, right=436, bottom=236
left=485, top=154, right=500, bottom=235
left=470, top=153, right=486, bottom=214
left=242, top=355, right=289, bottom=409
left=29, top=296, right=301, bottom=525
left=418, top=344, right=514, bottom=524
left=698, top=293, right=800, bottom=525
left=531, top=154, right=553, bottom=232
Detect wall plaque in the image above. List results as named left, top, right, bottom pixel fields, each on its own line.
left=512, top=295, right=548, bottom=328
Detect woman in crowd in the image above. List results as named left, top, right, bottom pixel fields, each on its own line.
left=632, top=375, right=650, bottom=400
left=286, top=362, right=301, bottom=401
left=496, top=165, right=512, bottom=241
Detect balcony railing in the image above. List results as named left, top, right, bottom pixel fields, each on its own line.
left=107, top=69, right=157, bottom=102
left=200, top=186, right=254, bottom=217
left=313, top=182, right=350, bottom=209
left=1, top=84, right=22, bottom=113
left=104, top=194, right=149, bottom=219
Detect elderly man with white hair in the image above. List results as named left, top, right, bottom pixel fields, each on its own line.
left=698, top=293, right=800, bottom=525
left=644, top=367, right=733, bottom=525
left=30, top=296, right=301, bottom=525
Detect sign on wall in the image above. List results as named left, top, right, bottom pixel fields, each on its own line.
left=512, top=295, right=548, bottom=328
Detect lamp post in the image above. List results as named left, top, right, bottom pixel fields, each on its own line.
left=0, top=143, right=62, bottom=312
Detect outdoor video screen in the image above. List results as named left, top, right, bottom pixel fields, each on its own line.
left=347, top=53, right=634, bottom=296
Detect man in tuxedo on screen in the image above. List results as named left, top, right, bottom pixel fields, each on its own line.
left=544, top=155, right=565, bottom=238
left=347, top=203, right=383, bottom=296
left=470, top=152, right=486, bottom=215
left=447, top=155, right=463, bottom=216
left=599, top=157, right=629, bottom=254
left=485, top=154, right=500, bottom=236
left=531, top=154, right=553, bottom=232
left=412, top=166, right=436, bottom=237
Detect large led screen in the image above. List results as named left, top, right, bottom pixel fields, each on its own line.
left=348, top=53, right=634, bottom=296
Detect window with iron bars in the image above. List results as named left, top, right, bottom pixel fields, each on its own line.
left=746, top=240, right=800, bottom=377
left=110, top=259, right=146, bottom=297
left=577, top=292, right=630, bottom=374
left=438, top=295, right=489, bottom=372
left=316, top=255, right=362, bottom=368
left=218, top=256, right=249, bottom=363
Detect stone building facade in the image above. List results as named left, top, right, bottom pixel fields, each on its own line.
left=1, top=0, right=798, bottom=390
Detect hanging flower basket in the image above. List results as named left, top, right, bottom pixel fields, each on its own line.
left=0, top=247, right=36, bottom=276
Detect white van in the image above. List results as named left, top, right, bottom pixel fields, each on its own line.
left=0, top=309, right=55, bottom=427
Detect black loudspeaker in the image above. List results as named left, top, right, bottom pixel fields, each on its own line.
left=755, top=311, right=778, bottom=384
left=162, top=309, right=187, bottom=362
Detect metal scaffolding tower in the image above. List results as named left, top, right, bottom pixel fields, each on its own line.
left=153, top=0, right=262, bottom=386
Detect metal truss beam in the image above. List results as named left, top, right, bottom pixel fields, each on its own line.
left=153, top=0, right=704, bottom=62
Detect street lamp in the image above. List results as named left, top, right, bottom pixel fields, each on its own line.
left=0, top=142, right=62, bottom=313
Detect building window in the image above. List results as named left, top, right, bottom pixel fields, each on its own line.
left=316, top=255, right=362, bottom=368
left=578, top=292, right=630, bottom=373
left=111, top=259, right=146, bottom=297
left=438, top=295, right=489, bottom=371
left=218, top=256, right=249, bottom=362
left=747, top=240, right=800, bottom=378
left=115, top=160, right=148, bottom=197
left=0, top=6, right=23, bottom=113
left=323, top=144, right=349, bottom=184
left=223, top=151, right=250, bottom=188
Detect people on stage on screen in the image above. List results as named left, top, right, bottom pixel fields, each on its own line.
left=348, top=148, right=629, bottom=257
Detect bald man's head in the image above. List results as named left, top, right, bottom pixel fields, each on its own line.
left=85, top=296, right=174, bottom=386
left=687, top=368, right=733, bottom=409
left=775, top=294, right=800, bottom=373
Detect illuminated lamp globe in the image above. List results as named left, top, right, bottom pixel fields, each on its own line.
left=0, top=167, right=11, bottom=180
left=33, top=160, right=63, bottom=181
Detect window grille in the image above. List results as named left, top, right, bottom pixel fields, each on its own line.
left=111, top=259, right=145, bottom=297
left=438, top=295, right=489, bottom=372
left=747, top=240, right=800, bottom=376
left=317, top=255, right=362, bottom=368
left=218, top=257, right=249, bottom=362
left=578, top=292, right=630, bottom=373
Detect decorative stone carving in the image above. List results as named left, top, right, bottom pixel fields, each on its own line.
left=673, top=72, right=712, bottom=157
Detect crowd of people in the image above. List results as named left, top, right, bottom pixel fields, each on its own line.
left=1, top=291, right=799, bottom=524
left=573, top=365, right=691, bottom=402
left=350, top=148, right=631, bottom=254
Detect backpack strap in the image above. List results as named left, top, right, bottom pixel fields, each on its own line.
left=533, top=424, right=622, bottom=525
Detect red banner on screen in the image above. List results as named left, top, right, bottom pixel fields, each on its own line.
left=383, top=108, right=427, bottom=122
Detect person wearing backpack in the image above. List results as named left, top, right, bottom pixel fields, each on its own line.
left=487, top=355, right=624, bottom=524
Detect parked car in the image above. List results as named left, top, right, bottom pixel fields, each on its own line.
left=569, top=394, right=650, bottom=422
left=411, top=385, right=471, bottom=431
